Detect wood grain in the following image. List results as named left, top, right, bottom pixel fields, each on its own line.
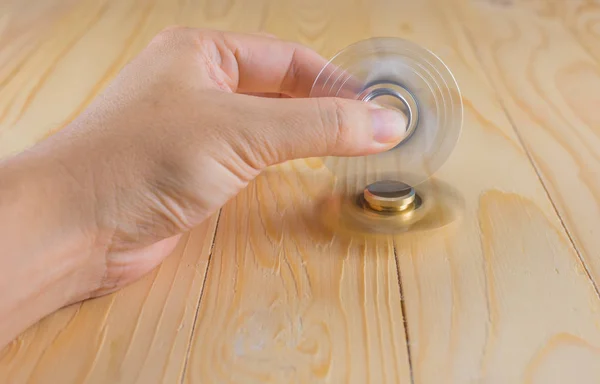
left=1, top=0, right=600, bottom=383
left=183, top=3, right=414, bottom=382
left=331, top=1, right=600, bottom=382
left=188, top=0, right=600, bottom=382
left=448, top=0, right=600, bottom=291
left=184, top=162, right=412, bottom=383
left=0, top=218, right=219, bottom=383
left=0, top=2, right=218, bottom=383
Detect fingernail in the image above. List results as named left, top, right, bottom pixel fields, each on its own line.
left=370, top=105, right=408, bottom=144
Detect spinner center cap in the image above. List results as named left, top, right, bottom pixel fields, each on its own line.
left=359, top=83, right=419, bottom=145
left=363, top=180, right=416, bottom=212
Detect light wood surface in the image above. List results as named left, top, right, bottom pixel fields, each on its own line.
left=452, top=0, right=600, bottom=285
left=2, top=0, right=600, bottom=383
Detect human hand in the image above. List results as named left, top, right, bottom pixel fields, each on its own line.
left=3, top=28, right=408, bottom=303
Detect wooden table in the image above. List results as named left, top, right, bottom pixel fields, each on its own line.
left=2, top=0, right=600, bottom=383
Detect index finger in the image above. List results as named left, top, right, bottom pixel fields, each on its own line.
left=209, top=31, right=330, bottom=98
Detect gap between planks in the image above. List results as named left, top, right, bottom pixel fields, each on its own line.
left=393, top=246, right=415, bottom=384
left=179, top=208, right=223, bottom=384
left=443, top=2, right=600, bottom=302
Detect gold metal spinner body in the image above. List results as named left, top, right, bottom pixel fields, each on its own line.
left=310, top=38, right=465, bottom=235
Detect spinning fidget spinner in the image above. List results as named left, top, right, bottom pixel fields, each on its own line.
left=310, top=37, right=464, bottom=232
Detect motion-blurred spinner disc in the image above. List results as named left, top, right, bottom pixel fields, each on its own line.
left=310, top=37, right=463, bottom=190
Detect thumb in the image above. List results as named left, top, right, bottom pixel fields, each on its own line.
left=241, top=96, right=408, bottom=167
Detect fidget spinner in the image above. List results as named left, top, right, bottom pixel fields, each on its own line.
left=310, top=37, right=464, bottom=234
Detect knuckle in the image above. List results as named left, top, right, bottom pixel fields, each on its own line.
left=282, top=56, right=299, bottom=94
left=151, top=26, right=217, bottom=50
left=281, top=43, right=312, bottom=94
left=152, top=25, right=188, bottom=44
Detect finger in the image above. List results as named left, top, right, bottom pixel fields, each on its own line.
left=208, top=31, right=330, bottom=97
left=233, top=95, right=409, bottom=167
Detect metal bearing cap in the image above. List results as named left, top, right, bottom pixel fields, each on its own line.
left=359, top=82, right=419, bottom=144
left=363, top=180, right=417, bottom=213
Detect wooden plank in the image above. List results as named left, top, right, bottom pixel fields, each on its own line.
left=0, top=1, right=221, bottom=383
left=448, top=1, right=600, bottom=293
left=185, top=0, right=599, bottom=383
left=183, top=162, right=412, bottom=384
left=2, top=0, right=600, bottom=383
left=0, top=0, right=113, bottom=157
left=0, top=220, right=217, bottom=383
left=388, top=0, right=600, bottom=382
left=181, top=2, right=416, bottom=383
left=555, top=0, right=600, bottom=64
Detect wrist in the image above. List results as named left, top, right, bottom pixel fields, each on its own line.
left=0, top=150, right=103, bottom=348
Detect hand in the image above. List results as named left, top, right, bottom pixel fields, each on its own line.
left=1, top=28, right=407, bottom=310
